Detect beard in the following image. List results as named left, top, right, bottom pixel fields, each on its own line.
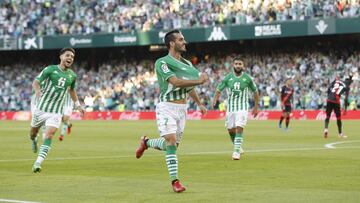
left=175, top=44, right=186, bottom=53
left=233, top=68, right=243, bottom=75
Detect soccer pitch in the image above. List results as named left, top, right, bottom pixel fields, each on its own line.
left=1, top=120, right=359, bottom=203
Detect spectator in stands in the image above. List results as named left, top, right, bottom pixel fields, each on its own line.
left=0, top=49, right=358, bottom=112
left=1, top=0, right=359, bottom=37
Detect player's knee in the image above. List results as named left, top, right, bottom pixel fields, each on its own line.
left=30, top=127, right=39, bottom=135
left=44, top=127, right=57, bottom=139
left=62, top=116, right=70, bottom=123
left=236, top=127, right=243, bottom=133
left=228, top=129, right=236, bottom=135
left=164, top=134, right=177, bottom=146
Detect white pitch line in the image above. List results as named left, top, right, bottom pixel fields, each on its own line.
left=0, top=199, right=40, bottom=203
left=324, top=140, right=360, bottom=149
left=1, top=145, right=360, bottom=163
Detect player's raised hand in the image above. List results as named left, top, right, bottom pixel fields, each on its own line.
left=199, top=104, right=208, bottom=115
left=199, top=73, right=209, bottom=84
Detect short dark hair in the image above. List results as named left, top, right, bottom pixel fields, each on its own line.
left=59, top=47, right=75, bottom=56
left=164, top=29, right=181, bottom=49
left=233, top=56, right=243, bottom=62
left=345, top=75, right=353, bottom=86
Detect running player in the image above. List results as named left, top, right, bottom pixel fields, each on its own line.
left=212, top=57, right=259, bottom=160
left=29, top=47, right=84, bottom=173
left=135, top=30, right=208, bottom=193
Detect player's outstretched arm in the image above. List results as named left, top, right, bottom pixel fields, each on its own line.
left=69, top=89, right=85, bottom=117
left=212, top=90, right=221, bottom=109
left=189, top=89, right=207, bottom=115
left=168, top=73, right=208, bottom=88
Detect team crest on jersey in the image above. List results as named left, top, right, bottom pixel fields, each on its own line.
left=161, top=62, right=170, bottom=73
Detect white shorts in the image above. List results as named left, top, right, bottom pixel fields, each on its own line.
left=225, top=111, right=248, bottom=129
left=63, top=106, right=73, bottom=117
left=30, top=95, right=39, bottom=115
left=31, top=109, right=62, bottom=129
left=156, top=102, right=187, bottom=144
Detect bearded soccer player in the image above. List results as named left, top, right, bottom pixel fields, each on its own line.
left=135, top=30, right=208, bottom=193
left=278, top=78, right=294, bottom=131
left=324, top=75, right=352, bottom=138
left=212, top=57, right=259, bottom=160
left=29, top=48, right=84, bottom=173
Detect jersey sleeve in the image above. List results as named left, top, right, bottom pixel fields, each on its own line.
left=35, top=66, right=52, bottom=83
left=248, top=76, right=257, bottom=92
left=216, top=76, right=228, bottom=92
left=155, top=60, right=175, bottom=82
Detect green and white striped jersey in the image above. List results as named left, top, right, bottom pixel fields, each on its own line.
left=31, top=80, right=45, bottom=109
left=155, top=54, right=200, bottom=102
left=35, top=65, right=77, bottom=114
left=63, top=92, right=74, bottom=109
left=217, top=72, right=257, bottom=112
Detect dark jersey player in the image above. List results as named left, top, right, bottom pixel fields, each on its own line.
left=279, top=78, right=294, bottom=131
left=324, top=75, right=352, bottom=138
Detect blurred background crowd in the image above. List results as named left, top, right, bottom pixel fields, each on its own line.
left=0, top=49, right=358, bottom=112
left=1, top=0, right=359, bottom=37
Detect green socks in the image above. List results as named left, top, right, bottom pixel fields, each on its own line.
left=147, top=138, right=166, bottom=151
left=35, top=138, right=52, bottom=165
left=229, top=133, right=235, bottom=144
left=165, top=145, right=178, bottom=181
left=233, top=133, right=243, bottom=153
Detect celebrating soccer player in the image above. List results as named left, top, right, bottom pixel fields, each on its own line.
left=212, top=57, right=259, bottom=160
left=135, top=30, right=208, bottom=193
left=29, top=48, right=84, bottom=173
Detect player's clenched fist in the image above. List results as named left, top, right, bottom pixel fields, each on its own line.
left=199, top=73, right=209, bottom=84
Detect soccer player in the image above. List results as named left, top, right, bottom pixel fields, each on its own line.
left=212, top=57, right=259, bottom=160
left=135, top=29, right=208, bottom=193
left=29, top=47, right=84, bottom=173
left=323, top=75, right=352, bottom=138
left=278, top=78, right=294, bottom=131
left=59, top=93, right=74, bottom=141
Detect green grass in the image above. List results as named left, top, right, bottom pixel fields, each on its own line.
left=0, top=120, right=360, bottom=203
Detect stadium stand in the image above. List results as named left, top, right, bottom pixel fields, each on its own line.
left=0, top=0, right=359, bottom=37
left=0, top=48, right=358, bottom=111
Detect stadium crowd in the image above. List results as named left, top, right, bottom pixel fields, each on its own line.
left=0, top=50, right=358, bottom=112
left=1, top=0, right=359, bottom=37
